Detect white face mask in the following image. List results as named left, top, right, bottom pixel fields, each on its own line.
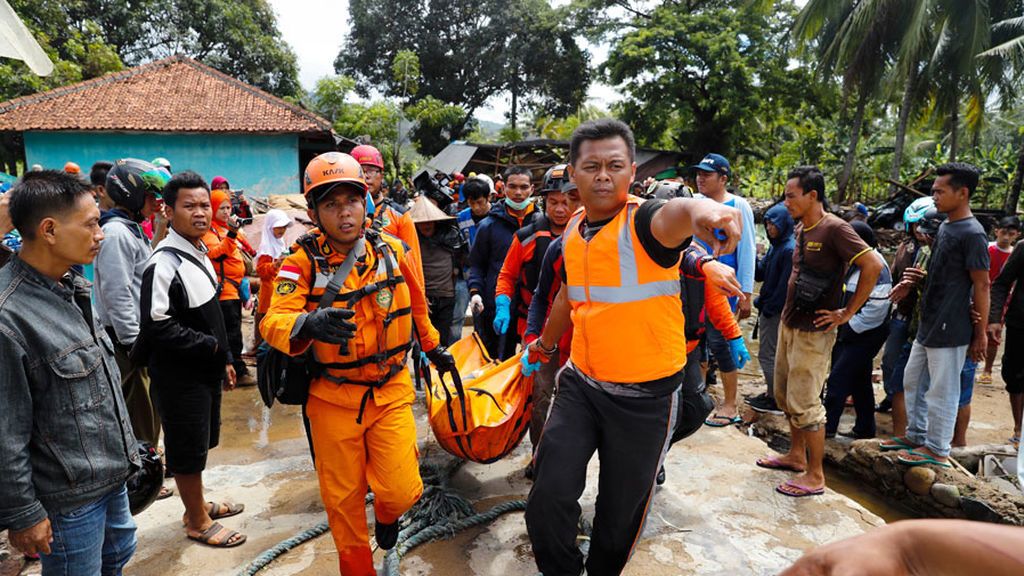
left=505, top=197, right=531, bottom=211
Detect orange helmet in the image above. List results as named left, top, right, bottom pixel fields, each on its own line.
left=350, top=144, right=384, bottom=170
left=64, top=161, right=81, bottom=174
left=303, top=152, right=367, bottom=207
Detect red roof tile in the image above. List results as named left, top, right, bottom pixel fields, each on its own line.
left=0, top=55, right=332, bottom=134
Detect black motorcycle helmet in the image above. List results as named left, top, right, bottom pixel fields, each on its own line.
left=539, top=164, right=570, bottom=195
left=105, top=158, right=171, bottom=221
left=915, top=206, right=947, bottom=237
left=127, top=442, right=165, bottom=515
left=651, top=181, right=693, bottom=200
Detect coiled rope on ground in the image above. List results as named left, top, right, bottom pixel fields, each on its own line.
left=235, top=452, right=526, bottom=576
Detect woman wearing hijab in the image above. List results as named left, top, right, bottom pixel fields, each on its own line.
left=253, top=209, right=292, bottom=348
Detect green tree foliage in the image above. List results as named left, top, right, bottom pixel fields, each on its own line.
left=5, top=0, right=300, bottom=100
left=600, top=1, right=808, bottom=159
left=0, top=1, right=124, bottom=102
left=404, top=96, right=471, bottom=156
left=311, top=75, right=358, bottom=123
left=337, top=0, right=589, bottom=155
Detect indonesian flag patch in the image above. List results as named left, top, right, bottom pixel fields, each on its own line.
left=278, top=264, right=301, bottom=282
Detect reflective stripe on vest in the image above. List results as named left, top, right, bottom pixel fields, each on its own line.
left=564, top=205, right=681, bottom=304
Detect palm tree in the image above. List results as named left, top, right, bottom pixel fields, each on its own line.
left=794, top=0, right=907, bottom=202
left=979, top=12, right=1024, bottom=212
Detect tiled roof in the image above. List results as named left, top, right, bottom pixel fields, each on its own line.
left=0, top=55, right=332, bottom=134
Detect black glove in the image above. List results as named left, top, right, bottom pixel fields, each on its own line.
left=426, top=346, right=457, bottom=375
left=298, top=308, right=356, bottom=345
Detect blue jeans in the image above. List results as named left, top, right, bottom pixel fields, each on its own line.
left=881, top=316, right=912, bottom=396
left=705, top=322, right=737, bottom=373
left=451, top=277, right=470, bottom=344
left=903, top=342, right=968, bottom=458
left=40, top=484, right=136, bottom=576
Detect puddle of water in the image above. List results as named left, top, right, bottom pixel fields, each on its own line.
left=824, top=466, right=914, bottom=523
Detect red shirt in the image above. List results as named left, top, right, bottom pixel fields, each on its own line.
left=989, top=242, right=1013, bottom=282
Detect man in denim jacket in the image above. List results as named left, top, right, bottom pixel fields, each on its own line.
left=0, top=171, right=139, bottom=575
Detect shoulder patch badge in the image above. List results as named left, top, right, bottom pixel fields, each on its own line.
left=375, top=287, right=393, bottom=308
left=276, top=280, right=298, bottom=295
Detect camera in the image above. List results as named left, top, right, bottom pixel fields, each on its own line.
left=413, top=170, right=455, bottom=209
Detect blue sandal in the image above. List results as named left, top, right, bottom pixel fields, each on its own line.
left=704, top=414, right=742, bottom=427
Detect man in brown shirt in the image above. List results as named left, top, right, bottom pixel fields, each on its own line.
left=756, top=166, right=881, bottom=497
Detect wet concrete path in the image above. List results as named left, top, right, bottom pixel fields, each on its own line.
left=112, top=379, right=883, bottom=576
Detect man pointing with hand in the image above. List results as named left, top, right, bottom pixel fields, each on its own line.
left=522, top=119, right=743, bottom=576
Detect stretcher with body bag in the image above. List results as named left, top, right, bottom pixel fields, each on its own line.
left=421, top=333, right=535, bottom=464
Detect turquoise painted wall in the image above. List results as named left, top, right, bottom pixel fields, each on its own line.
left=25, top=131, right=299, bottom=197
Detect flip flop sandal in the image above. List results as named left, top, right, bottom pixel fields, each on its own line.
left=897, top=449, right=951, bottom=468
left=775, top=480, right=825, bottom=498
left=879, top=436, right=918, bottom=451
left=704, top=414, right=742, bottom=428
left=182, top=501, right=245, bottom=526
left=157, top=486, right=174, bottom=500
left=756, top=457, right=806, bottom=473
left=187, top=522, right=247, bottom=548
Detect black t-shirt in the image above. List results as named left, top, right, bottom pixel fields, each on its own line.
left=561, top=200, right=689, bottom=283
left=917, top=216, right=989, bottom=347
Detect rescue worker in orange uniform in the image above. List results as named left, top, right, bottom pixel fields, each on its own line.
left=350, top=144, right=425, bottom=288
left=261, top=152, right=455, bottom=575
left=521, top=119, right=743, bottom=576
left=203, top=187, right=257, bottom=386
left=493, top=164, right=577, bottom=343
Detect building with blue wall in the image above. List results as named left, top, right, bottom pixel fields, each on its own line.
left=0, top=55, right=341, bottom=197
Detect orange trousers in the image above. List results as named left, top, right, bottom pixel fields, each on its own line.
left=306, top=393, right=423, bottom=575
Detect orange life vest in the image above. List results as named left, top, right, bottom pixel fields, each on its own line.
left=562, top=197, right=686, bottom=383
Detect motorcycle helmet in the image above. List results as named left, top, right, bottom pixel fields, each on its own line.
left=127, top=442, right=165, bottom=515
left=651, top=181, right=693, bottom=200
left=915, top=206, right=947, bottom=237
left=105, top=158, right=171, bottom=220
left=539, top=164, right=570, bottom=194
left=903, top=196, right=935, bottom=232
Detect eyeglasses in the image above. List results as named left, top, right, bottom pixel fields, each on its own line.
left=363, top=167, right=383, bottom=176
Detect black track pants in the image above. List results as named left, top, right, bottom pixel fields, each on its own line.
left=525, top=365, right=677, bottom=576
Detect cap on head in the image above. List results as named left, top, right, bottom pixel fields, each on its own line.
left=350, top=145, right=384, bottom=170
left=692, top=153, right=731, bottom=177
left=303, top=152, right=367, bottom=207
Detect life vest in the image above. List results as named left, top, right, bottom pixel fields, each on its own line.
left=562, top=197, right=686, bottom=383
left=513, top=216, right=555, bottom=317
left=296, top=229, right=415, bottom=421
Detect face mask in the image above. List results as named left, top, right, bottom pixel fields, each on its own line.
left=505, top=197, right=531, bottom=211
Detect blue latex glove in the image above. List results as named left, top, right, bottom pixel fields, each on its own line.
left=493, top=294, right=511, bottom=335
left=521, top=347, right=543, bottom=377
left=240, top=276, right=251, bottom=301
left=728, top=337, right=751, bottom=370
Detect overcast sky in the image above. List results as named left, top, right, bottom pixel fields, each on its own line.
left=266, top=0, right=619, bottom=124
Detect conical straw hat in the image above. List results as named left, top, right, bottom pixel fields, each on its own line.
left=408, top=195, right=455, bottom=223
